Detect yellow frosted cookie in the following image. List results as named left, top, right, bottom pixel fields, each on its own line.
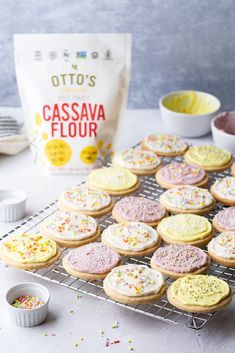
left=167, top=275, right=232, bottom=313
left=184, top=145, right=232, bottom=171
left=86, top=167, right=140, bottom=195
left=157, top=214, right=213, bottom=247
left=0, top=233, right=61, bottom=270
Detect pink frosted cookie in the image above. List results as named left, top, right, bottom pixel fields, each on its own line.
left=141, top=133, right=188, bottom=156
left=112, top=196, right=167, bottom=226
left=151, top=244, right=209, bottom=278
left=213, top=207, right=235, bottom=232
left=112, top=147, right=162, bottom=175
left=156, top=162, right=208, bottom=189
left=62, top=242, right=121, bottom=280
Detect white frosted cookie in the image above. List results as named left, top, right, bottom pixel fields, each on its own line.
left=112, top=147, right=162, bottom=175
left=160, top=185, right=215, bottom=215
left=103, top=264, right=166, bottom=304
left=58, top=185, right=113, bottom=216
left=41, top=210, right=100, bottom=247
left=142, top=133, right=188, bottom=156
left=102, top=222, right=160, bottom=256
left=208, top=231, right=235, bottom=267
left=211, top=177, right=235, bottom=205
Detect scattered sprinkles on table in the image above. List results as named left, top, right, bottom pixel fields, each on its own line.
left=12, top=295, right=45, bottom=310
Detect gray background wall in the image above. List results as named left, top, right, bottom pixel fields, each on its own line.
left=0, top=0, right=235, bottom=109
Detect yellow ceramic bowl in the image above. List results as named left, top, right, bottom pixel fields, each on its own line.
left=159, top=90, right=221, bottom=137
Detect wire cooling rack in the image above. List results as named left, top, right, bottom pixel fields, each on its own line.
left=0, top=154, right=235, bottom=330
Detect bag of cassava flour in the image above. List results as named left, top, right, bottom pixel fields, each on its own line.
left=14, top=33, right=131, bottom=174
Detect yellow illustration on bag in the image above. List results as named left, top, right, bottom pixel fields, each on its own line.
left=14, top=34, right=131, bottom=174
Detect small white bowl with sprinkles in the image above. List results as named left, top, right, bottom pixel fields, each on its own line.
left=5, top=282, right=49, bottom=327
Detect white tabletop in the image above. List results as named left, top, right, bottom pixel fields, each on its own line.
left=0, top=107, right=233, bottom=353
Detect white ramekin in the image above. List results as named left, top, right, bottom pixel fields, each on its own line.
left=159, top=90, right=221, bottom=137
left=211, top=113, right=235, bottom=154
left=0, top=189, right=27, bottom=222
left=5, top=282, right=50, bottom=327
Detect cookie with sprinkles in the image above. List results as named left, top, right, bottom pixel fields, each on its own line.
left=86, top=167, right=140, bottom=196
left=157, top=214, right=213, bottom=247
left=103, top=264, right=166, bottom=304
left=151, top=244, right=210, bottom=278
left=58, top=185, right=113, bottom=217
left=141, top=133, right=188, bottom=156
left=0, top=233, right=61, bottom=270
left=62, top=242, right=121, bottom=280
left=213, top=207, right=235, bottom=232
left=211, top=176, right=235, bottom=206
left=101, top=222, right=161, bottom=256
left=159, top=185, right=215, bottom=215
left=156, top=162, right=208, bottom=189
left=184, top=145, right=233, bottom=171
left=41, top=210, right=100, bottom=248
left=112, top=147, right=162, bottom=175
left=112, top=196, right=167, bottom=226
left=208, top=231, right=235, bottom=267
left=167, top=274, right=232, bottom=313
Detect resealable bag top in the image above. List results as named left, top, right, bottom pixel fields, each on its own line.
left=14, top=33, right=131, bottom=174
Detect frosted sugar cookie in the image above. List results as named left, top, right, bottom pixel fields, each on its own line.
left=167, top=275, right=232, bottom=313
left=141, top=133, right=188, bottom=156
left=0, top=233, right=61, bottom=270
left=232, top=163, right=235, bottom=176
left=208, top=232, right=235, bottom=267
left=86, top=167, right=140, bottom=196
left=62, top=242, right=121, bottom=280
left=211, top=177, right=235, bottom=205
left=184, top=145, right=232, bottom=171
left=41, top=210, right=100, bottom=248
left=159, top=185, right=215, bottom=215
left=151, top=244, right=210, bottom=278
left=58, top=185, right=113, bottom=216
left=213, top=207, right=235, bottom=232
left=156, top=162, right=208, bottom=189
left=103, top=264, right=166, bottom=304
left=112, top=147, right=162, bottom=175
left=101, top=222, right=160, bottom=256
left=157, top=214, right=213, bottom=247
left=112, top=196, right=167, bottom=226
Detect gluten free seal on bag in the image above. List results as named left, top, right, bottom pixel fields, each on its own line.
left=14, top=33, right=131, bottom=174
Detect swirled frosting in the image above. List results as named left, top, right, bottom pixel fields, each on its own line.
left=158, top=162, right=206, bottom=185
left=113, top=196, right=166, bottom=223
left=87, top=167, right=138, bottom=191
left=158, top=214, right=212, bottom=241
left=143, top=133, right=187, bottom=154
left=152, top=244, right=207, bottom=273
left=1, top=234, right=57, bottom=263
left=42, top=210, right=97, bottom=240
left=160, top=185, right=214, bottom=210
left=185, top=145, right=231, bottom=167
left=209, top=232, right=235, bottom=259
left=106, top=264, right=164, bottom=296
left=212, top=177, right=235, bottom=201
left=213, top=207, right=235, bottom=231
left=59, top=185, right=111, bottom=211
left=171, top=275, right=230, bottom=306
left=102, top=222, right=159, bottom=251
left=64, top=243, right=120, bottom=274
left=113, top=148, right=161, bottom=170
